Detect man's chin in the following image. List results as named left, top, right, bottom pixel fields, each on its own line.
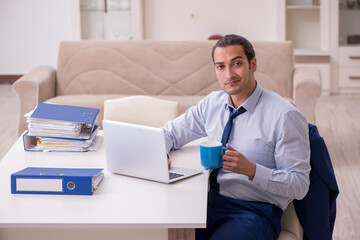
left=224, top=88, right=243, bottom=96
left=223, top=83, right=241, bottom=93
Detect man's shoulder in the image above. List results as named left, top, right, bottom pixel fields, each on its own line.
left=261, top=89, right=297, bottom=110
left=192, top=91, right=227, bottom=112
left=259, top=90, right=308, bottom=133
left=260, top=89, right=306, bottom=122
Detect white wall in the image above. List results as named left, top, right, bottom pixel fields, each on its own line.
left=0, top=0, right=283, bottom=74
left=144, top=0, right=283, bottom=41
left=0, top=0, right=79, bottom=74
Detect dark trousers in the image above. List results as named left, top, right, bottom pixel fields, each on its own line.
left=196, top=192, right=283, bottom=240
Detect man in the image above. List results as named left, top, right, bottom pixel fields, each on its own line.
left=163, top=34, right=311, bottom=239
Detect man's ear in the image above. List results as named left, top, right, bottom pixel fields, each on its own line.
left=250, top=57, right=257, bottom=72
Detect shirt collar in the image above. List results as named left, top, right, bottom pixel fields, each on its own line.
left=224, top=81, right=263, bottom=114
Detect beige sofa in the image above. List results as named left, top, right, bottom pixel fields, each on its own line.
left=13, top=40, right=321, bottom=136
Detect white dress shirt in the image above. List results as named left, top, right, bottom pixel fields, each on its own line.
left=163, top=82, right=310, bottom=210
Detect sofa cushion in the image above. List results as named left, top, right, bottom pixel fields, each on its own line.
left=45, top=94, right=206, bottom=128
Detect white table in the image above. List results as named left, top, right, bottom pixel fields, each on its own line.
left=0, top=132, right=208, bottom=240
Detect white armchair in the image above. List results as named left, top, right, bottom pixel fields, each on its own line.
left=103, top=95, right=179, bottom=127
left=279, top=202, right=303, bottom=240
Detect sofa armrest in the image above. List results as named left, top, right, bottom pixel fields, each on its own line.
left=293, top=66, right=321, bottom=124
left=12, top=66, right=56, bottom=136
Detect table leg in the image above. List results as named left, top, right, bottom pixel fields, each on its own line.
left=168, top=228, right=195, bottom=240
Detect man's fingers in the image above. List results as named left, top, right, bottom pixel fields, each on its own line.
left=223, top=149, right=241, bottom=158
left=167, top=157, right=171, bottom=170
left=226, top=143, right=235, bottom=150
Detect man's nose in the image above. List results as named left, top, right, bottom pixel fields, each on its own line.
left=224, top=67, right=236, bottom=80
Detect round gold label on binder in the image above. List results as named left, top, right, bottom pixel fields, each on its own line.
left=67, top=181, right=75, bottom=190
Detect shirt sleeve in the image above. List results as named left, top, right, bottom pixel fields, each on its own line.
left=162, top=98, right=208, bottom=153
left=251, top=110, right=311, bottom=200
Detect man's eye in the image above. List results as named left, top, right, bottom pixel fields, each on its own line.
left=234, top=62, right=241, bottom=66
left=216, top=65, right=224, bottom=70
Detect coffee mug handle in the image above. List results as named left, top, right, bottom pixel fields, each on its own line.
left=221, top=146, right=229, bottom=155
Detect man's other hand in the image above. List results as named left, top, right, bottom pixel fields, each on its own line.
left=167, top=154, right=171, bottom=170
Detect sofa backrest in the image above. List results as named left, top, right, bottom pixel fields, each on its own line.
left=57, top=40, right=294, bottom=98
left=252, top=41, right=294, bottom=99
left=57, top=40, right=219, bottom=96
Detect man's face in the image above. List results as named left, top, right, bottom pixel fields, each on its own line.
left=213, top=45, right=256, bottom=97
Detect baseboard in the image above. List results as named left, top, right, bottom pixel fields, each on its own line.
left=0, top=75, right=23, bottom=84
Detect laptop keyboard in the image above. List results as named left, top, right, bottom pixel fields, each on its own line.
left=169, top=172, right=184, bottom=180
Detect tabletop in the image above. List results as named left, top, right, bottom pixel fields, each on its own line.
left=0, top=132, right=209, bottom=229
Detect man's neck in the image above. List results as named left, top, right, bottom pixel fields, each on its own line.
left=230, top=81, right=257, bottom=109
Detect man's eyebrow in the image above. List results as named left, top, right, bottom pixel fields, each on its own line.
left=231, top=56, right=243, bottom=62
left=214, top=56, right=244, bottom=65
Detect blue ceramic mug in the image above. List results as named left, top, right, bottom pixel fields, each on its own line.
left=200, top=141, right=229, bottom=169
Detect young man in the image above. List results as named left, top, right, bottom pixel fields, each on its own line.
left=163, top=34, right=311, bottom=239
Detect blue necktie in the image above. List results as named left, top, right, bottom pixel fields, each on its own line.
left=208, top=106, right=247, bottom=205
left=221, top=106, right=247, bottom=149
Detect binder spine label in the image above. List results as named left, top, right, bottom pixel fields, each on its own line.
left=16, top=178, right=63, bottom=192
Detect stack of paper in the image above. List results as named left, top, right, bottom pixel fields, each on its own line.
left=23, top=103, right=101, bottom=152
left=33, top=126, right=101, bottom=152
left=28, top=119, right=84, bottom=138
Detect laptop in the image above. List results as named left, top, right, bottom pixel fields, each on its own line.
left=102, top=119, right=202, bottom=183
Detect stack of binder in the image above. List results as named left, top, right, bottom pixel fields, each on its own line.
left=23, top=103, right=101, bottom=152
